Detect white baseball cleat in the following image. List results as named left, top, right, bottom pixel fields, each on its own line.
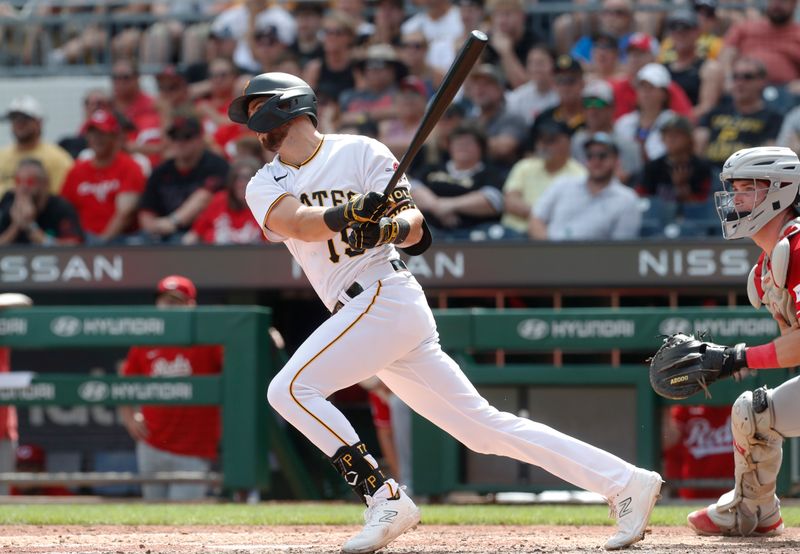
left=341, top=485, right=420, bottom=554
left=604, top=468, right=663, bottom=550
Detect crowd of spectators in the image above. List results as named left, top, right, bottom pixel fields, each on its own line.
left=1, top=0, right=799, bottom=244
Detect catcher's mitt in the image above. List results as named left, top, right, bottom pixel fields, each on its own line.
left=649, top=333, right=747, bottom=400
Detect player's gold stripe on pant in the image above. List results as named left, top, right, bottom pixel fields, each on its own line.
left=289, top=280, right=383, bottom=446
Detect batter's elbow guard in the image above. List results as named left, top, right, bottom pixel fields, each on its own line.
left=400, top=218, right=432, bottom=256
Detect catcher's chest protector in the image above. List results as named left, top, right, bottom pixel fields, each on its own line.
left=748, top=219, right=800, bottom=327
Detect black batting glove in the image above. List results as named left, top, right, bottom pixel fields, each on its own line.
left=348, top=217, right=411, bottom=250
left=323, top=192, right=389, bottom=232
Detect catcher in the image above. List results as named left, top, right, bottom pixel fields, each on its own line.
left=650, top=146, right=800, bottom=537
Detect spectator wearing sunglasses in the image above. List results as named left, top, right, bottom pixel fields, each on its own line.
left=694, top=57, right=783, bottom=173
left=0, top=96, right=73, bottom=195
left=530, top=55, right=586, bottom=140
left=0, top=159, right=83, bottom=246
left=529, top=132, right=641, bottom=240
left=110, top=59, right=162, bottom=167
left=397, top=32, right=443, bottom=96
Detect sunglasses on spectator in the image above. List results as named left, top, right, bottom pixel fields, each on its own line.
left=255, top=34, right=279, bottom=45
left=8, top=113, right=35, bottom=123
left=323, top=27, right=349, bottom=36
left=402, top=42, right=426, bottom=49
left=604, top=8, right=631, bottom=16
left=555, top=76, right=579, bottom=86
left=586, top=150, right=611, bottom=160
left=733, top=72, right=762, bottom=81
left=14, top=176, right=39, bottom=188
left=170, top=132, right=199, bottom=142
left=111, top=73, right=135, bottom=80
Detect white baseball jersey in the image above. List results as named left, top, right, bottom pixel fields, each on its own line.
left=246, top=134, right=408, bottom=311
left=257, top=131, right=641, bottom=517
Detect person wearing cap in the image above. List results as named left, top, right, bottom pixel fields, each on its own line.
left=530, top=54, right=586, bottom=140
left=0, top=96, right=74, bottom=195
left=183, top=156, right=265, bottom=245
left=614, top=63, right=677, bottom=162
left=465, top=63, right=528, bottom=169
left=660, top=10, right=723, bottom=121
left=412, top=123, right=507, bottom=236
left=695, top=57, right=783, bottom=173
left=658, top=5, right=723, bottom=65
left=610, top=33, right=693, bottom=120
left=0, top=158, right=83, bottom=246
left=572, top=80, right=642, bottom=184
left=60, top=110, right=146, bottom=244
left=340, top=44, right=405, bottom=127
left=400, top=0, right=464, bottom=74
left=155, top=65, right=193, bottom=119
left=637, top=115, right=712, bottom=206
left=379, top=77, right=430, bottom=172
left=138, top=112, right=229, bottom=243
left=58, top=89, right=113, bottom=160
left=120, top=275, right=223, bottom=501
left=0, top=292, right=32, bottom=495
left=587, top=32, right=624, bottom=82
left=719, top=0, right=800, bottom=90
left=505, top=45, right=560, bottom=127
left=529, top=132, right=641, bottom=240
left=483, top=0, right=541, bottom=90
left=303, top=11, right=358, bottom=104
left=502, top=119, right=586, bottom=234
left=570, top=0, right=635, bottom=66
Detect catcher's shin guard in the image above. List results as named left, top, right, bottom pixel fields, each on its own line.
left=330, top=442, right=390, bottom=503
left=715, top=386, right=784, bottom=535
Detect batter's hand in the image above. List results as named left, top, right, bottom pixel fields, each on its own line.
left=324, top=192, right=390, bottom=232
left=348, top=217, right=405, bottom=249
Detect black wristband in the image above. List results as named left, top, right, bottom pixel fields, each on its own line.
left=393, top=218, right=411, bottom=244
left=323, top=205, right=348, bottom=232
left=721, top=343, right=748, bottom=376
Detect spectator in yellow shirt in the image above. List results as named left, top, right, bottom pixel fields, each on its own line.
left=0, top=96, right=73, bottom=195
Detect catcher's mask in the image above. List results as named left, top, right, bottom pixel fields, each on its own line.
left=228, top=72, right=318, bottom=133
left=715, top=147, right=800, bottom=239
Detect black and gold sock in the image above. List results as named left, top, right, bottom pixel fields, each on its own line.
left=330, top=441, right=392, bottom=503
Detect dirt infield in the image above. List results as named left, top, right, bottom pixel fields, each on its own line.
left=1, top=525, right=799, bottom=553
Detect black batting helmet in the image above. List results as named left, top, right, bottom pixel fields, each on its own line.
left=228, top=72, right=318, bottom=133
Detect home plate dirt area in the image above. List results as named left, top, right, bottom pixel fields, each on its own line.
left=1, top=525, right=799, bottom=553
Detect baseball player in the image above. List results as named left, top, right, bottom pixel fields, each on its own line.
left=678, top=146, right=800, bottom=536
left=229, top=72, right=662, bottom=553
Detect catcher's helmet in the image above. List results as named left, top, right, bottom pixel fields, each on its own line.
left=228, top=72, right=318, bottom=133
left=715, top=147, right=800, bottom=239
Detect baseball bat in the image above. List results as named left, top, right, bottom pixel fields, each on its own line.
left=383, top=30, right=488, bottom=196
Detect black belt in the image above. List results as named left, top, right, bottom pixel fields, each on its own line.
left=332, top=259, right=407, bottom=314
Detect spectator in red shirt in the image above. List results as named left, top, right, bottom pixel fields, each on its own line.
left=110, top=59, right=162, bottom=166
left=60, top=110, right=146, bottom=244
left=0, top=292, right=32, bottom=495
left=720, top=0, right=800, bottom=89
left=120, top=275, right=223, bottom=501
left=611, top=33, right=693, bottom=121
left=183, top=157, right=264, bottom=245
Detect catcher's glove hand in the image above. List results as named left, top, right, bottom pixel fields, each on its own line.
left=649, top=333, right=747, bottom=399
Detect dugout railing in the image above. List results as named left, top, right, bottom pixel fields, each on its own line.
left=415, top=307, right=794, bottom=498
left=0, top=306, right=317, bottom=498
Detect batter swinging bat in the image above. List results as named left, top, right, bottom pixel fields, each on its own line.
left=383, top=30, right=488, bottom=196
